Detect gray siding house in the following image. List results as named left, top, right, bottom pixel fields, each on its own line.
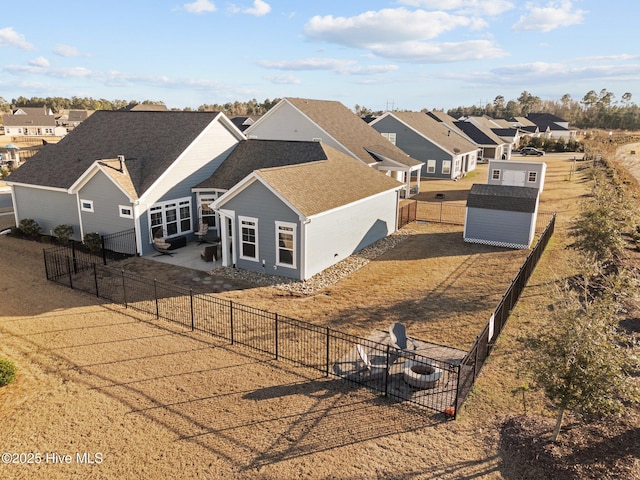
left=209, top=140, right=403, bottom=280
left=7, top=110, right=245, bottom=255
left=244, top=98, right=423, bottom=198
left=369, top=111, right=479, bottom=179
left=464, top=184, right=539, bottom=249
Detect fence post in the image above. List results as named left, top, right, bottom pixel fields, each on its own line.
left=121, top=270, right=127, bottom=308
left=384, top=344, right=390, bottom=396
left=43, top=250, right=50, bottom=280
left=101, top=235, right=107, bottom=266
left=154, top=279, right=159, bottom=319
left=71, top=241, right=78, bottom=274
left=93, top=263, right=99, bottom=298
left=230, top=300, right=234, bottom=345
left=439, top=201, right=443, bottom=223
left=190, top=289, right=195, bottom=331
left=325, top=327, right=330, bottom=377
left=454, top=364, right=462, bottom=420
left=274, top=313, right=279, bottom=360
left=66, top=256, right=73, bottom=289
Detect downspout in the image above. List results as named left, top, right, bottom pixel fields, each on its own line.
left=75, top=192, right=85, bottom=241
left=133, top=202, right=143, bottom=256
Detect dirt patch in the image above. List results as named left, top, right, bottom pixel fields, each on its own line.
left=499, top=414, right=640, bottom=480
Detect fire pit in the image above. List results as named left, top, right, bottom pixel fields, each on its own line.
left=403, top=360, right=442, bottom=389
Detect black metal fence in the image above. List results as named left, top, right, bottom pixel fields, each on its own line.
left=455, top=213, right=556, bottom=411
left=399, top=200, right=554, bottom=233
left=42, top=214, right=556, bottom=418
left=43, top=250, right=461, bottom=415
left=43, top=229, right=137, bottom=273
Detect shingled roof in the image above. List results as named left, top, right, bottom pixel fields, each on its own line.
left=380, top=111, right=478, bottom=154
left=196, top=139, right=328, bottom=190
left=283, top=98, right=422, bottom=169
left=466, top=184, right=538, bottom=213
left=7, top=110, right=222, bottom=195
left=254, top=143, right=403, bottom=217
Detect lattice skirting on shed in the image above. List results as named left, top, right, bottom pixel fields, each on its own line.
left=463, top=236, right=529, bottom=250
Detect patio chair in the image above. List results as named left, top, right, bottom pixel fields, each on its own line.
left=151, top=229, right=174, bottom=257
left=389, top=322, right=417, bottom=359
left=195, top=222, right=209, bottom=244
left=356, top=344, right=388, bottom=380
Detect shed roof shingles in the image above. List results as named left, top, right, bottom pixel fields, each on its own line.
left=466, top=183, right=538, bottom=213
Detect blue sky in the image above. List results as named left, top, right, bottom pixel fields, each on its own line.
left=1, top=1, right=638, bottom=112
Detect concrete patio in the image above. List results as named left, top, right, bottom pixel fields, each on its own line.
left=142, top=238, right=222, bottom=272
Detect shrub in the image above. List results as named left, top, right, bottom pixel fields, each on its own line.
left=83, top=232, right=102, bottom=253
left=0, top=359, right=17, bottom=387
left=53, top=224, right=74, bottom=243
left=18, top=218, right=41, bottom=237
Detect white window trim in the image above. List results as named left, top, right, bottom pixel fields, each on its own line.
left=119, top=205, right=133, bottom=219
left=239, top=216, right=259, bottom=262
left=275, top=221, right=296, bottom=268
left=492, top=169, right=501, bottom=180
left=381, top=132, right=397, bottom=145
left=527, top=171, right=538, bottom=183
left=148, top=196, right=193, bottom=240
left=442, top=160, right=451, bottom=175
left=426, top=160, right=436, bottom=173
left=80, top=199, right=94, bottom=212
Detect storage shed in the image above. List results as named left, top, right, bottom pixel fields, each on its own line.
left=464, top=184, right=539, bottom=249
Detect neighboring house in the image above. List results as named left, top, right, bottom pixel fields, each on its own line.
left=460, top=116, right=523, bottom=151
left=244, top=97, right=424, bottom=198
left=369, top=111, right=479, bottom=179
left=230, top=115, right=260, bottom=132
left=12, top=106, right=54, bottom=116
left=509, top=116, right=543, bottom=137
left=2, top=113, right=62, bottom=136
left=486, top=159, right=547, bottom=192
left=453, top=120, right=511, bottom=161
left=119, top=103, right=169, bottom=112
left=205, top=139, right=403, bottom=280
left=6, top=110, right=245, bottom=255
left=526, top=113, right=577, bottom=140
left=464, top=184, right=540, bottom=249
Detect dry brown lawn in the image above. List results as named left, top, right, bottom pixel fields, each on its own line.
left=1, top=152, right=637, bottom=479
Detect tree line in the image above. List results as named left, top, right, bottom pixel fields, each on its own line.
left=3, top=89, right=640, bottom=130
left=0, top=96, right=281, bottom=117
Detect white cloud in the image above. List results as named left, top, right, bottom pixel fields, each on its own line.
left=258, top=58, right=399, bottom=75
left=29, top=57, right=50, bottom=68
left=54, top=44, right=89, bottom=57
left=244, top=0, right=271, bottom=16
left=398, top=0, right=514, bottom=16
left=264, top=74, right=301, bottom=85
left=368, top=39, right=508, bottom=62
left=512, top=0, right=585, bottom=32
left=183, top=0, right=216, bottom=14
left=305, top=8, right=473, bottom=46
left=0, top=27, right=34, bottom=50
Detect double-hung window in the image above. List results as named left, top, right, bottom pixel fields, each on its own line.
left=426, top=160, right=436, bottom=174
left=149, top=197, right=192, bottom=239
left=276, top=221, right=296, bottom=268
left=528, top=171, right=538, bottom=183
left=492, top=169, right=501, bottom=180
left=442, top=160, right=451, bottom=175
left=239, top=216, right=258, bottom=261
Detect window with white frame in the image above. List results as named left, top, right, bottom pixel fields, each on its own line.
left=80, top=199, right=94, bottom=212
left=239, top=216, right=258, bottom=261
left=197, top=193, right=219, bottom=230
left=276, top=221, right=296, bottom=267
left=119, top=205, right=133, bottom=219
left=492, top=169, right=501, bottom=180
left=442, top=160, right=451, bottom=175
left=454, top=158, right=461, bottom=173
left=381, top=132, right=397, bottom=145
left=528, top=171, right=538, bottom=183
left=148, top=197, right=192, bottom=239
left=426, top=160, right=436, bottom=173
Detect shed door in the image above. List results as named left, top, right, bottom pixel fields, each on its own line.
left=502, top=170, right=526, bottom=187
